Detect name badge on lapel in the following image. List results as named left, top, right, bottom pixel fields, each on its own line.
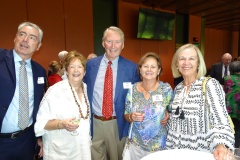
left=37, top=77, right=45, bottom=84
left=123, top=82, right=132, bottom=89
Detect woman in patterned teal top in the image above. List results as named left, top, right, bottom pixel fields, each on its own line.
left=224, top=61, right=240, bottom=147
left=124, top=52, right=173, bottom=160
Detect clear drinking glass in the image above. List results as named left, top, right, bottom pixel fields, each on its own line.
left=70, top=114, right=81, bottom=136
left=226, top=148, right=240, bottom=160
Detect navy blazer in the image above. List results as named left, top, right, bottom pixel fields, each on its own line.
left=210, top=62, right=224, bottom=85
left=84, top=55, right=140, bottom=140
left=0, top=49, right=46, bottom=130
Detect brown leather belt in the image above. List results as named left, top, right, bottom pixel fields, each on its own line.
left=94, top=115, right=116, bottom=121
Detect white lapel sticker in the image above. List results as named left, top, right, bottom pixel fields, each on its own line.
left=152, top=95, right=163, bottom=102
left=123, top=82, right=132, bottom=89
left=37, top=77, right=44, bottom=84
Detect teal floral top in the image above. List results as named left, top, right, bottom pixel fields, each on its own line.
left=124, top=81, right=173, bottom=152
left=224, top=74, right=240, bottom=121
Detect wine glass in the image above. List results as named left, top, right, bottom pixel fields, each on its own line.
left=70, top=114, right=81, bottom=136
left=136, top=105, right=144, bottom=130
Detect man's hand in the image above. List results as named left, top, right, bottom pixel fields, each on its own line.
left=37, top=138, right=43, bottom=158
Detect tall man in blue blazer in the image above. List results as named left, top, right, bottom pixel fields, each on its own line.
left=0, top=22, right=46, bottom=160
left=210, top=53, right=232, bottom=85
left=84, top=26, right=140, bottom=160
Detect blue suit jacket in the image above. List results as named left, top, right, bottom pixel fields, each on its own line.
left=0, top=49, right=46, bottom=130
left=84, top=55, right=140, bottom=140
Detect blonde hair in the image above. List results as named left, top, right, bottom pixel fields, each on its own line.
left=171, top=43, right=206, bottom=78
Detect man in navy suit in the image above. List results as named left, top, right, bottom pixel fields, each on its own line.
left=210, top=53, right=232, bottom=85
left=84, top=26, right=140, bottom=160
left=0, top=22, right=46, bottom=160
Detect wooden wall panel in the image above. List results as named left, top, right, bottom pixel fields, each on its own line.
left=118, top=1, right=142, bottom=64
left=231, top=31, right=239, bottom=59
left=27, top=0, right=66, bottom=67
left=204, top=28, right=237, bottom=70
left=0, top=0, right=93, bottom=71
left=0, top=0, right=27, bottom=49
left=188, top=15, right=201, bottom=45
left=158, top=40, right=176, bottom=85
left=64, top=0, right=94, bottom=54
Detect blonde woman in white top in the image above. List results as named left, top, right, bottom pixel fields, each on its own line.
left=167, top=44, right=234, bottom=160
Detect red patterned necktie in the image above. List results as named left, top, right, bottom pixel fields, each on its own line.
left=102, top=61, right=113, bottom=119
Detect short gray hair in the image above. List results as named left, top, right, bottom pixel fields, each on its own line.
left=58, top=50, right=68, bottom=60
left=230, top=61, right=240, bottom=74
left=17, top=22, right=43, bottom=42
left=102, top=26, right=125, bottom=41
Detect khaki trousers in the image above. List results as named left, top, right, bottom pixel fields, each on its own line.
left=91, top=117, right=126, bottom=160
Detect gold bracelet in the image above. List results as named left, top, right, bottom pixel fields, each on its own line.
left=57, top=120, right=61, bottom=129
left=129, top=114, right=132, bottom=122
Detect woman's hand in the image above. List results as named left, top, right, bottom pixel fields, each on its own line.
left=61, top=117, right=79, bottom=131
left=213, top=144, right=228, bottom=160
left=160, top=111, right=169, bottom=126
left=131, top=112, right=144, bottom=122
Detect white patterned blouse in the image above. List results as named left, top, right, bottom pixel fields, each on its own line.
left=166, top=76, right=234, bottom=153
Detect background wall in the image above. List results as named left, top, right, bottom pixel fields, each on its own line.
left=93, top=0, right=117, bottom=54
left=118, top=2, right=176, bottom=85
left=118, top=1, right=238, bottom=86
left=0, top=0, right=94, bottom=71
left=0, top=0, right=238, bottom=87
left=205, top=29, right=239, bottom=70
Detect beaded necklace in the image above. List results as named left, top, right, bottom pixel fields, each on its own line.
left=69, top=82, right=90, bottom=120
